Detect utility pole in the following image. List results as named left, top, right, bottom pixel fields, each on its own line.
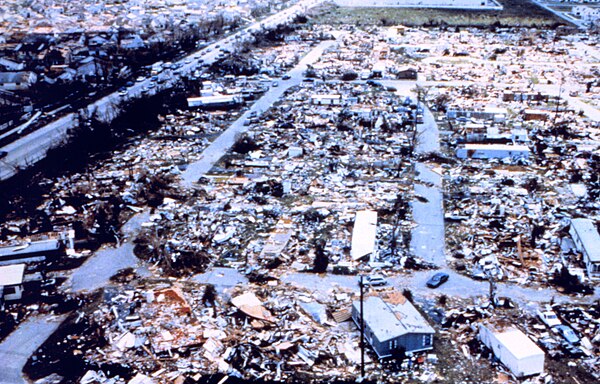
left=486, top=268, right=497, bottom=308
left=552, top=73, right=564, bottom=128
left=359, top=275, right=365, bottom=379
left=411, top=86, right=422, bottom=158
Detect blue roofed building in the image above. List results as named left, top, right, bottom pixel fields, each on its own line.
left=352, top=292, right=435, bottom=359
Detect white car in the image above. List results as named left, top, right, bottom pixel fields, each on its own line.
left=537, top=309, right=561, bottom=328
left=363, top=274, right=387, bottom=287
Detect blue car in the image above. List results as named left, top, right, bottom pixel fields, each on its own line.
left=554, top=325, right=580, bottom=345
left=427, top=272, right=449, bottom=288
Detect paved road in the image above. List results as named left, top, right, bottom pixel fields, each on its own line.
left=408, top=99, right=447, bottom=266
left=180, top=36, right=343, bottom=187
left=67, top=242, right=139, bottom=293
left=66, top=210, right=150, bottom=293
left=411, top=163, right=446, bottom=266
left=0, top=315, right=66, bottom=384
left=281, top=269, right=598, bottom=311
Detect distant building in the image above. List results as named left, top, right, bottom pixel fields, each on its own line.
left=573, top=5, right=600, bottom=23
left=370, top=61, right=386, bottom=78
left=523, top=109, right=550, bottom=122
left=456, top=144, right=531, bottom=160
left=352, top=294, right=435, bottom=359
left=569, top=218, right=600, bottom=280
left=446, top=107, right=507, bottom=123
left=310, top=94, right=342, bottom=106
left=396, top=66, right=417, bottom=80
left=76, top=56, right=107, bottom=79
left=0, top=72, right=37, bottom=91
left=502, top=91, right=551, bottom=103
left=187, top=94, right=243, bottom=109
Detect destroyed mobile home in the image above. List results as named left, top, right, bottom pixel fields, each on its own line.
left=0, top=5, right=599, bottom=383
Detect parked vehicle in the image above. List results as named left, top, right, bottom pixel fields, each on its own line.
left=362, top=274, right=387, bottom=286
left=554, top=325, right=580, bottom=345
left=426, top=272, right=449, bottom=288
left=536, top=308, right=561, bottom=328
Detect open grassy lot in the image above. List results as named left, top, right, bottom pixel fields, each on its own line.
left=309, top=0, right=566, bottom=28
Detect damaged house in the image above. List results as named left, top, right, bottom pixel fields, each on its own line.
left=569, top=218, right=600, bottom=280
left=352, top=293, right=435, bottom=359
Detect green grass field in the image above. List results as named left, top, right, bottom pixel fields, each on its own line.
left=309, top=0, right=566, bottom=28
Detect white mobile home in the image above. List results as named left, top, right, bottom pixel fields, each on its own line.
left=456, top=144, right=530, bottom=160
left=310, top=94, right=342, bottom=106
left=0, top=264, right=26, bottom=303
left=351, top=210, right=378, bottom=261
left=479, top=324, right=544, bottom=378
left=569, top=218, right=600, bottom=280
left=187, top=94, right=243, bottom=109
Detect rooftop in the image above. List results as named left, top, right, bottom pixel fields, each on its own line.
left=0, top=263, right=25, bottom=286
left=0, top=239, right=61, bottom=258
left=483, top=326, right=544, bottom=360
left=571, top=218, right=600, bottom=262
left=353, top=295, right=434, bottom=343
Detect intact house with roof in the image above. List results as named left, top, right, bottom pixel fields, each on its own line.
left=569, top=218, right=600, bottom=280
left=352, top=293, right=435, bottom=359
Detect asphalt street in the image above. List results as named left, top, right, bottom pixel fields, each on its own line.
left=0, top=315, right=66, bottom=384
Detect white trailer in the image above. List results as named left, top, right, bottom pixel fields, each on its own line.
left=351, top=210, right=378, bottom=261
left=479, top=324, right=544, bottom=378
left=456, top=144, right=530, bottom=160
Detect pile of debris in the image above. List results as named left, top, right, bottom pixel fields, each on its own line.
left=80, top=277, right=369, bottom=382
